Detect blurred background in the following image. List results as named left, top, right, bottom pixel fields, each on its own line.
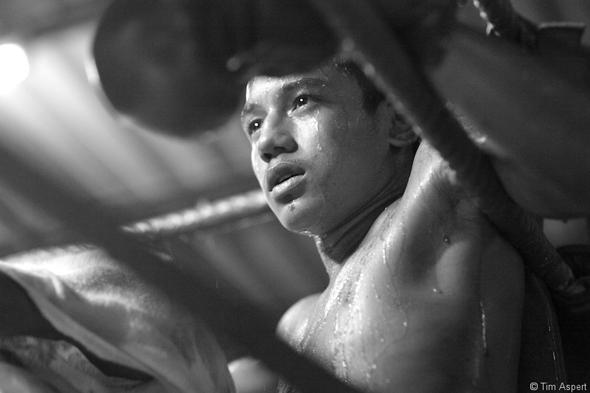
left=0, top=0, right=589, bottom=315
left=0, top=0, right=329, bottom=316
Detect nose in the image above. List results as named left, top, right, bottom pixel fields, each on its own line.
left=255, top=116, right=297, bottom=162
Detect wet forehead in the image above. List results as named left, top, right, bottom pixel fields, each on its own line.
left=244, top=75, right=298, bottom=105
left=244, top=73, right=325, bottom=106
left=242, top=66, right=356, bottom=112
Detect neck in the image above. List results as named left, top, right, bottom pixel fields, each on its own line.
left=315, top=176, right=405, bottom=276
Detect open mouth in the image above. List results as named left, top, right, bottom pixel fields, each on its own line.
left=271, top=174, right=305, bottom=202
left=267, top=164, right=305, bottom=195
left=274, top=173, right=298, bottom=188
left=267, top=163, right=304, bottom=191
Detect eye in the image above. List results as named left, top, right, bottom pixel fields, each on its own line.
left=247, top=119, right=262, bottom=135
left=292, top=94, right=310, bottom=111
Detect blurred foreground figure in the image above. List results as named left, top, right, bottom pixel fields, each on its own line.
left=235, top=61, right=526, bottom=393
left=0, top=247, right=235, bottom=393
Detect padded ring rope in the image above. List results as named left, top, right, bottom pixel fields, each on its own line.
left=123, top=190, right=271, bottom=238
left=307, top=0, right=578, bottom=296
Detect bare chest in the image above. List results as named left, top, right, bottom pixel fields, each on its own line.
left=290, top=238, right=439, bottom=389
left=284, top=208, right=477, bottom=391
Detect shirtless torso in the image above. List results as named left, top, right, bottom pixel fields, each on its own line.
left=278, top=143, right=524, bottom=393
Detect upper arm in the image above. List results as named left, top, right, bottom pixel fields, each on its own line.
left=380, top=191, right=523, bottom=392
left=404, top=231, right=523, bottom=393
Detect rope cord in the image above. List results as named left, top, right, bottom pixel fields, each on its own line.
left=308, top=0, right=578, bottom=295
left=123, top=190, right=271, bottom=238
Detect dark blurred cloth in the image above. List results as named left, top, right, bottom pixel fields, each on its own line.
left=0, top=246, right=235, bottom=393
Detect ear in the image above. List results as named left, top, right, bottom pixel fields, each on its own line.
left=375, top=101, right=418, bottom=148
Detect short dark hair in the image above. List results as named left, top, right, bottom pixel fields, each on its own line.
left=335, top=60, right=421, bottom=154
left=334, top=61, right=385, bottom=113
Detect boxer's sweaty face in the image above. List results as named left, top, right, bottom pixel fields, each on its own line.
left=241, top=65, right=396, bottom=235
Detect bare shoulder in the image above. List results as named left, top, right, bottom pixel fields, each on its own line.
left=276, top=294, right=320, bottom=347
left=397, top=141, right=466, bottom=223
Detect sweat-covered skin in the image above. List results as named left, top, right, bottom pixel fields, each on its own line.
left=240, top=64, right=525, bottom=393
left=276, top=143, right=524, bottom=393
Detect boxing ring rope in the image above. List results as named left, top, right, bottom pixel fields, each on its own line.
left=0, top=1, right=584, bottom=392
left=307, top=0, right=578, bottom=295
left=123, top=189, right=271, bottom=238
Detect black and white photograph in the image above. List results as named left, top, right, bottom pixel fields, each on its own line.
left=0, top=1, right=589, bottom=392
